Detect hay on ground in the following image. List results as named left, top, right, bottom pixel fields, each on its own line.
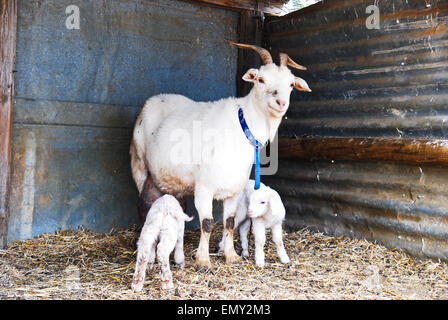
left=0, top=225, right=447, bottom=300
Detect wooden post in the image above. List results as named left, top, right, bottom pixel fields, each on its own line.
left=236, top=10, right=264, bottom=97
left=0, top=0, right=17, bottom=248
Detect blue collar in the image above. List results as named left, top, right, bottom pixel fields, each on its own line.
left=238, top=107, right=263, bottom=190
left=238, top=108, right=264, bottom=149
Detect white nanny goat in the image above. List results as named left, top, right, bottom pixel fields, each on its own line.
left=131, top=194, right=192, bottom=292
left=130, top=41, right=310, bottom=268
left=218, top=180, right=289, bottom=267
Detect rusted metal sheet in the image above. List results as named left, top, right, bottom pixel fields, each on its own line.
left=265, top=0, right=448, bottom=260
left=0, top=0, right=17, bottom=248
left=8, top=0, right=238, bottom=241
left=263, top=159, right=448, bottom=261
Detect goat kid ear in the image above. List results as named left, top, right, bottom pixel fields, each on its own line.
left=269, top=190, right=286, bottom=216
left=293, top=77, right=312, bottom=92
left=242, top=68, right=259, bottom=83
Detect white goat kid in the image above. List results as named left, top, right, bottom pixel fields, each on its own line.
left=130, top=41, right=310, bottom=268
left=131, top=195, right=192, bottom=292
left=218, top=180, right=289, bottom=267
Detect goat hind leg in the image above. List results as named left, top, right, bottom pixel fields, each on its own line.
left=132, top=244, right=153, bottom=292
left=157, top=233, right=177, bottom=290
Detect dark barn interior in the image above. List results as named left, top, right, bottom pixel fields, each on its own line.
left=1, top=0, right=448, bottom=269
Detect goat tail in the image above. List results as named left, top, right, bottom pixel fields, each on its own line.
left=173, top=206, right=193, bottom=222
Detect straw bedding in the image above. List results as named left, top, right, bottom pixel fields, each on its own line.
left=0, top=225, right=447, bottom=300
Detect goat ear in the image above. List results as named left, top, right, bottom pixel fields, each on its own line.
left=269, top=189, right=286, bottom=216
left=293, top=77, right=312, bottom=92
left=242, top=68, right=259, bottom=83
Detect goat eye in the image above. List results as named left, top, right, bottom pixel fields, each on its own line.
left=273, top=90, right=278, bottom=95
left=258, top=78, right=264, bottom=84
left=290, top=83, right=294, bottom=88
left=260, top=201, right=266, bottom=204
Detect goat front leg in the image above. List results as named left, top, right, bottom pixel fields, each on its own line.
left=222, top=195, right=242, bottom=264
left=252, top=219, right=266, bottom=267
left=272, top=223, right=290, bottom=264
left=194, top=187, right=214, bottom=268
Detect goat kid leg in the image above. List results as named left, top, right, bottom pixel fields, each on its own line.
left=252, top=220, right=266, bottom=267
left=239, top=219, right=251, bottom=258
left=217, top=235, right=225, bottom=256
left=222, top=196, right=242, bottom=264
left=272, top=223, right=290, bottom=264
left=174, top=223, right=186, bottom=268
left=194, top=187, right=214, bottom=268
left=157, top=233, right=177, bottom=290
left=132, top=240, right=154, bottom=292
left=147, top=241, right=157, bottom=270
left=137, top=174, right=162, bottom=222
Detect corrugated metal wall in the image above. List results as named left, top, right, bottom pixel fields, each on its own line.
left=8, top=0, right=238, bottom=241
left=265, top=0, right=448, bottom=260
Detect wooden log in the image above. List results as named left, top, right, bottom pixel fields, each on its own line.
left=0, top=0, right=17, bottom=248
left=188, top=0, right=289, bottom=15
left=278, top=137, right=448, bottom=166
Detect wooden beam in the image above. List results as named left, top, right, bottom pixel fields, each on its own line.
left=279, top=137, right=448, bottom=166
left=189, top=0, right=289, bottom=15
left=0, top=0, right=17, bottom=248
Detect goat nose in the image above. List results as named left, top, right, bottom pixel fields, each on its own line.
left=248, top=210, right=253, bottom=216
left=276, top=99, right=286, bottom=108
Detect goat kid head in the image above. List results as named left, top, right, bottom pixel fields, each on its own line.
left=227, top=41, right=311, bottom=119
left=247, top=186, right=285, bottom=218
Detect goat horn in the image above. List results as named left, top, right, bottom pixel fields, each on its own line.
left=226, top=40, right=273, bottom=65
left=279, top=53, right=307, bottom=71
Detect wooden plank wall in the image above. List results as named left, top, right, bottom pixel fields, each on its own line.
left=0, top=0, right=16, bottom=248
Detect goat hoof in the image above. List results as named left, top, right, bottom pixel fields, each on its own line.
left=281, top=257, right=290, bottom=264
left=195, top=257, right=212, bottom=269
left=161, top=281, right=174, bottom=290
left=225, top=252, right=242, bottom=264
left=131, top=281, right=144, bottom=292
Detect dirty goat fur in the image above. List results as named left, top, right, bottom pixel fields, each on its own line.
left=132, top=195, right=192, bottom=292
left=130, top=42, right=310, bottom=267
left=219, top=180, right=290, bottom=267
